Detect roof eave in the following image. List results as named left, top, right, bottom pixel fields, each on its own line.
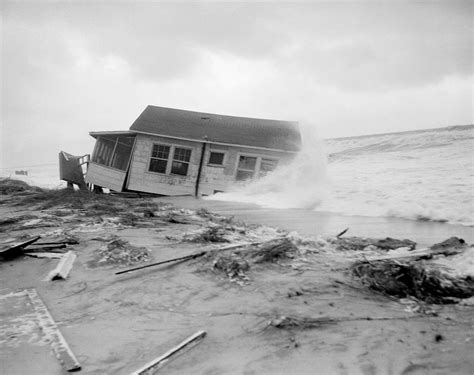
left=132, top=130, right=300, bottom=153
left=89, top=130, right=136, bottom=138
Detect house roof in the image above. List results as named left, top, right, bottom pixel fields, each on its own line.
left=129, top=105, right=301, bottom=152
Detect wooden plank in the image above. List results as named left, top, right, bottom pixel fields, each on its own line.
left=131, top=330, right=206, bottom=375
left=25, top=289, right=81, bottom=372
left=0, top=236, right=41, bottom=259
left=47, top=251, right=77, bottom=280
left=24, top=252, right=64, bottom=259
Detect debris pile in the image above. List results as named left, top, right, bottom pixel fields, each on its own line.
left=351, top=258, right=474, bottom=304
left=251, top=238, right=297, bottom=263
left=212, top=254, right=250, bottom=280
left=91, top=239, right=150, bottom=267
left=197, top=238, right=301, bottom=284
left=186, top=226, right=231, bottom=243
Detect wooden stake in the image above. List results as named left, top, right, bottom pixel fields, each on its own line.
left=131, top=330, right=206, bottom=375
left=26, top=289, right=81, bottom=372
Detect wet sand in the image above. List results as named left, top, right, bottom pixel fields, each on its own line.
left=1, top=192, right=473, bottom=375
left=164, top=196, right=474, bottom=248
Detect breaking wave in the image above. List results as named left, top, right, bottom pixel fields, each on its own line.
left=207, top=124, right=329, bottom=209
left=209, top=124, right=474, bottom=227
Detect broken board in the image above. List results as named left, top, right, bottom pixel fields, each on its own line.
left=25, top=289, right=81, bottom=372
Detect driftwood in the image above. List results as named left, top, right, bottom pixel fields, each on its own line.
left=26, top=289, right=81, bottom=372
left=268, top=314, right=426, bottom=330
left=115, top=251, right=207, bottom=275
left=336, top=228, right=349, bottom=238
left=131, top=330, right=206, bottom=375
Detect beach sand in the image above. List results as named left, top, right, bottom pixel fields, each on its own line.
left=0, top=188, right=473, bottom=375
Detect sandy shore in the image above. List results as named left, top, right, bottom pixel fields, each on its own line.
left=0, top=186, right=473, bottom=375
left=161, top=196, right=474, bottom=248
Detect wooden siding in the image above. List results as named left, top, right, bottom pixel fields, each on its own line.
left=85, top=162, right=127, bottom=192
left=126, top=134, right=202, bottom=196
left=124, top=133, right=296, bottom=196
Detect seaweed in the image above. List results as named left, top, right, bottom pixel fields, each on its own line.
left=351, top=260, right=474, bottom=304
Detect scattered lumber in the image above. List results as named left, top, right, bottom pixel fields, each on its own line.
left=0, top=236, right=41, bottom=259
left=115, top=239, right=283, bottom=276
left=25, top=289, right=81, bottom=372
left=24, top=252, right=64, bottom=259
left=47, top=251, right=77, bottom=280
left=131, top=330, right=206, bottom=375
left=115, top=251, right=207, bottom=275
left=24, top=244, right=67, bottom=252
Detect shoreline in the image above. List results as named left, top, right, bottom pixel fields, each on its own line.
left=160, top=196, right=474, bottom=248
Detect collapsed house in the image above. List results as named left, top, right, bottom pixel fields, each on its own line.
left=84, top=105, right=301, bottom=196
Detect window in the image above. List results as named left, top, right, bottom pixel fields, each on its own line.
left=236, top=155, right=257, bottom=181
left=149, top=144, right=170, bottom=173
left=208, top=152, right=225, bottom=166
left=259, top=158, right=278, bottom=177
left=171, top=147, right=192, bottom=176
left=92, top=135, right=134, bottom=171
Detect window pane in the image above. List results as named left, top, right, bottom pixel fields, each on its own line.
left=92, top=137, right=116, bottom=166
left=152, top=144, right=170, bottom=159
left=171, top=161, right=189, bottom=176
left=149, top=159, right=167, bottom=173
left=209, top=152, right=224, bottom=165
left=238, top=156, right=257, bottom=170
left=110, top=136, right=134, bottom=171
left=173, top=147, right=191, bottom=162
left=236, top=170, right=254, bottom=181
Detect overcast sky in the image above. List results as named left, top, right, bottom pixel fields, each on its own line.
left=1, top=1, right=472, bottom=169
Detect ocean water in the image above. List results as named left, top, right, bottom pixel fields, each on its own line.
left=209, top=125, right=474, bottom=227
left=0, top=164, right=65, bottom=189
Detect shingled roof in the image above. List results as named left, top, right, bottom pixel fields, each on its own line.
left=129, top=105, right=301, bottom=152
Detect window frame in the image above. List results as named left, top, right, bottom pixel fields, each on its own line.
left=234, top=153, right=280, bottom=181
left=235, top=153, right=258, bottom=181
left=91, top=135, right=135, bottom=171
left=147, top=142, right=193, bottom=177
left=207, top=150, right=226, bottom=167
left=170, top=146, right=192, bottom=176
left=148, top=143, right=171, bottom=174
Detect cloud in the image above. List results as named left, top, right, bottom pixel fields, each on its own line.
left=1, top=1, right=472, bottom=170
